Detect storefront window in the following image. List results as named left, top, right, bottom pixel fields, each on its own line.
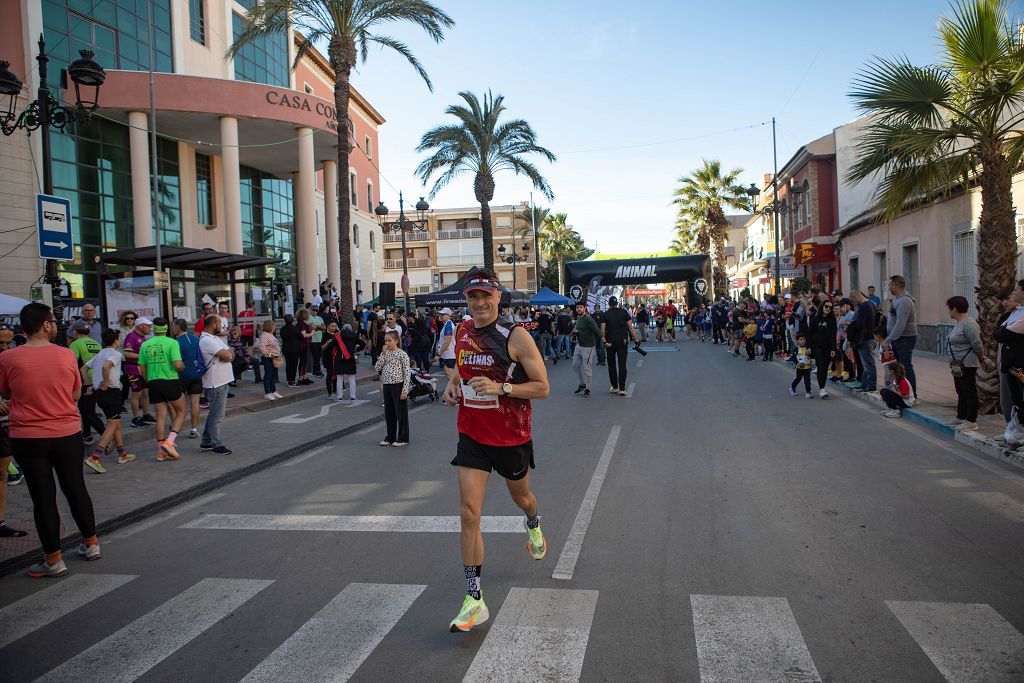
left=195, top=152, right=213, bottom=226
left=232, top=12, right=289, bottom=87
left=42, top=0, right=174, bottom=74
left=239, top=166, right=296, bottom=305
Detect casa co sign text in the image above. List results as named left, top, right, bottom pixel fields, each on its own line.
left=265, top=90, right=340, bottom=131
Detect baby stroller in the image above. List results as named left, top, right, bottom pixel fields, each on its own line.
left=408, top=370, right=439, bottom=403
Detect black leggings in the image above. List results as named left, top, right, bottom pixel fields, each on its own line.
left=812, top=347, right=831, bottom=389
left=298, top=347, right=309, bottom=378
left=285, top=352, right=301, bottom=384
left=383, top=383, right=409, bottom=443
left=78, top=392, right=105, bottom=438
left=792, top=368, right=811, bottom=392
left=606, top=340, right=628, bottom=390
left=310, top=343, right=322, bottom=374
left=12, top=433, right=96, bottom=554
left=954, top=367, right=979, bottom=422
left=762, top=338, right=774, bottom=360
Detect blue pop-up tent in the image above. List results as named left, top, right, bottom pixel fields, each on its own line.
left=531, top=287, right=572, bottom=306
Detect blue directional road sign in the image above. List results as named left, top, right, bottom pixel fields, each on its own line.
left=36, top=193, right=74, bottom=261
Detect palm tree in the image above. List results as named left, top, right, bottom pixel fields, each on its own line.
left=229, top=0, right=454, bottom=323
left=416, top=91, right=556, bottom=271
left=847, top=0, right=1024, bottom=411
left=672, top=159, right=749, bottom=294
left=669, top=209, right=707, bottom=256
left=538, top=212, right=576, bottom=293
left=515, top=204, right=548, bottom=289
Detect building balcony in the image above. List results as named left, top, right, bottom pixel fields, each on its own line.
left=435, top=255, right=484, bottom=267
left=436, top=228, right=483, bottom=240
left=384, top=258, right=432, bottom=270
left=383, top=231, right=430, bottom=243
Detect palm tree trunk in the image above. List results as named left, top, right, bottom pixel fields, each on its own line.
left=330, top=36, right=356, bottom=325
left=475, top=172, right=496, bottom=272
left=976, top=153, right=1018, bottom=414
left=557, top=256, right=565, bottom=294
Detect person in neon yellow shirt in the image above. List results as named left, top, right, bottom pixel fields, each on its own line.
left=139, top=318, right=185, bottom=461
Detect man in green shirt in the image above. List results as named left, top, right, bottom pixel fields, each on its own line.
left=139, top=317, right=185, bottom=461
left=571, top=303, right=603, bottom=398
left=70, top=321, right=104, bottom=443
left=309, top=307, right=325, bottom=378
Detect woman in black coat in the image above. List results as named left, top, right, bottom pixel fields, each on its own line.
left=322, top=322, right=366, bottom=400
left=279, top=314, right=302, bottom=387
left=807, top=300, right=837, bottom=396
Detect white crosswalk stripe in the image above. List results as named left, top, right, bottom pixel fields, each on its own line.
left=182, top=513, right=526, bottom=533
left=36, top=578, right=272, bottom=683
left=690, top=594, right=821, bottom=682
left=887, top=600, right=1024, bottom=682
left=242, top=583, right=425, bottom=682
left=0, top=573, right=137, bottom=649
left=462, top=587, right=598, bottom=683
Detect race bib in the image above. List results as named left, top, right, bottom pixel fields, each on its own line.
left=462, top=378, right=499, bottom=409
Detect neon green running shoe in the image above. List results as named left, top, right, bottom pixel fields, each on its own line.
left=524, top=518, right=547, bottom=560
left=449, top=593, right=489, bottom=633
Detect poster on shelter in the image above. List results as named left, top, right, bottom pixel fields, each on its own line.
left=105, top=274, right=160, bottom=325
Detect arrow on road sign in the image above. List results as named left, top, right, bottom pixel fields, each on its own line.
left=270, top=400, right=369, bottom=424
left=43, top=241, right=68, bottom=249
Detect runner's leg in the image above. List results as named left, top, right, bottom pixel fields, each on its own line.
left=458, top=466, right=489, bottom=566
left=505, top=471, right=537, bottom=518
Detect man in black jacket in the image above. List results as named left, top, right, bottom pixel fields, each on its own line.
left=849, top=290, right=877, bottom=392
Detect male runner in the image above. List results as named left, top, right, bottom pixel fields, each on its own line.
left=435, top=307, right=457, bottom=387
left=443, top=269, right=550, bottom=632
left=138, top=317, right=186, bottom=461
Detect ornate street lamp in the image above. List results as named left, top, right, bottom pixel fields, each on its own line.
left=1, top=36, right=106, bottom=344
left=744, top=180, right=804, bottom=295
left=495, top=241, right=530, bottom=290
left=375, top=192, right=431, bottom=312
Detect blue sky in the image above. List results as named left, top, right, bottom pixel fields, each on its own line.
left=350, top=1, right=960, bottom=254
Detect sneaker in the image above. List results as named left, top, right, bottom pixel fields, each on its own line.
left=117, top=453, right=136, bottom=464
left=789, top=387, right=797, bottom=396
left=392, top=441, right=408, bottom=447
left=84, top=456, right=106, bottom=474
left=805, top=392, right=813, bottom=399
left=609, top=386, right=618, bottom=393
left=957, top=421, right=979, bottom=432
left=83, top=435, right=96, bottom=445
left=942, top=417, right=963, bottom=426
left=130, top=416, right=147, bottom=429
left=847, top=381, right=862, bottom=389
left=881, top=409, right=902, bottom=418
left=199, top=399, right=210, bottom=410
left=288, top=383, right=299, bottom=388
left=211, top=446, right=232, bottom=455
left=199, top=443, right=215, bottom=452
left=27, top=558, right=68, bottom=578
left=265, top=393, right=278, bottom=400
left=552, top=357, right=558, bottom=365
left=819, top=388, right=829, bottom=399
left=272, top=392, right=283, bottom=399
left=911, top=398, right=921, bottom=407
left=77, top=542, right=101, bottom=561
left=583, top=389, right=591, bottom=398
left=7, top=471, right=24, bottom=486
left=142, top=414, right=157, bottom=424
left=159, top=440, right=180, bottom=459
left=379, top=440, right=392, bottom=446
left=524, top=518, right=547, bottom=560
left=449, top=593, right=489, bottom=633
left=574, top=385, right=585, bottom=395
left=157, top=449, right=172, bottom=462
left=618, top=389, right=627, bottom=396
left=189, top=429, right=199, bottom=439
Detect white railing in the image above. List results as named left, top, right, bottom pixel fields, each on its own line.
left=436, top=229, right=483, bottom=240
left=435, top=255, right=483, bottom=267
left=384, top=258, right=431, bottom=269
left=383, top=231, right=430, bottom=243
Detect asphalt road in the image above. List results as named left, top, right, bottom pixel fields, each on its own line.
left=3, top=339, right=1024, bottom=682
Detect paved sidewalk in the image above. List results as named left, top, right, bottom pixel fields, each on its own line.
left=0, top=363, right=446, bottom=574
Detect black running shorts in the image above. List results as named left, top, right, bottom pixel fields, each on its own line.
left=147, top=378, right=183, bottom=404
left=180, top=378, right=204, bottom=395
left=0, top=422, right=10, bottom=459
left=95, top=387, right=123, bottom=419
left=452, top=433, right=535, bottom=481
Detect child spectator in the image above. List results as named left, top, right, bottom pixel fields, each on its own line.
left=880, top=362, right=915, bottom=418
left=374, top=330, right=411, bottom=447
left=789, top=332, right=813, bottom=398
left=760, top=311, right=775, bottom=361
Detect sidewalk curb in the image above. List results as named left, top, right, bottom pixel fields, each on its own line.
left=0, top=410, right=387, bottom=578
left=770, top=356, right=1024, bottom=467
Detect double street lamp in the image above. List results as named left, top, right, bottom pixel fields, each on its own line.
left=374, top=192, right=430, bottom=313
left=0, top=35, right=106, bottom=342
left=495, top=241, right=530, bottom=290
left=743, top=181, right=805, bottom=296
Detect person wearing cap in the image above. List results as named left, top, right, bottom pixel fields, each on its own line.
left=199, top=314, right=235, bottom=455
left=139, top=317, right=186, bottom=461
left=443, top=269, right=550, bottom=633
left=69, top=320, right=105, bottom=445
left=124, top=317, right=155, bottom=429
left=435, top=307, right=458, bottom=387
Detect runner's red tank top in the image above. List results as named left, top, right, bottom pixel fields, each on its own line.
left=456, top=319, right=532, bottom=447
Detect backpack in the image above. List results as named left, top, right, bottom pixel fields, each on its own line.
left=183, top=334, right=209, bottom=378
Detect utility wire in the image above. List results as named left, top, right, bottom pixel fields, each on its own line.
left=0, top=231, right=36, bottom=260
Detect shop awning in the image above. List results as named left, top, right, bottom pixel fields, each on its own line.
left=99, top=246, right=282, bottom=273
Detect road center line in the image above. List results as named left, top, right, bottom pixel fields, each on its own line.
left=636, top=359, right=644, bottom=367
left=553, top=425, right=621, bottom=580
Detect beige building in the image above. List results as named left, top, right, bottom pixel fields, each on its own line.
left=379, top=202, right=539, bottom=300
left=0, top=1, right=384, bottom=320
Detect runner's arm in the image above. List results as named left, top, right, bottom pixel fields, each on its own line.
left=139, top=363, right=148, bottom=381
